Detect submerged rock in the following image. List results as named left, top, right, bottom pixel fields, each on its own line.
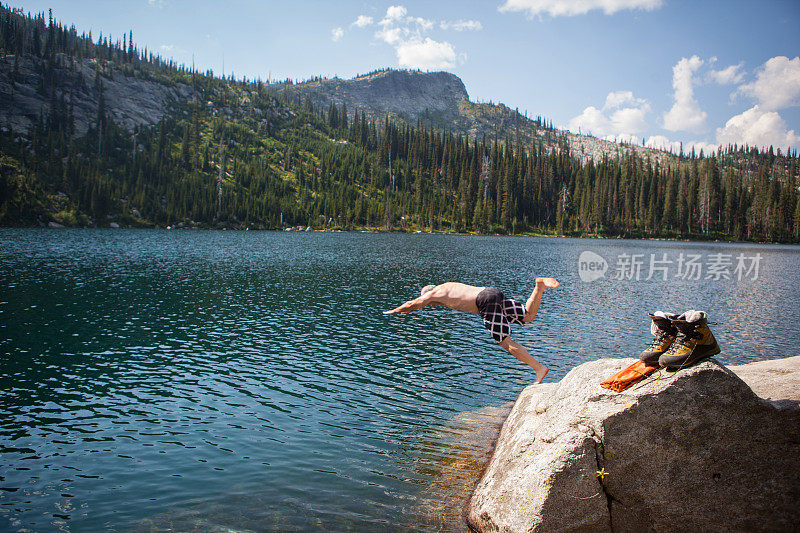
left=412, top=402, right=515, bottom=531
left=466, top=358, right=800, bottom=533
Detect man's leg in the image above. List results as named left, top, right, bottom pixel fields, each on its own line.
left=500, top=337, right=549, bottom=384
left=523, top=277, right=559, bottom=323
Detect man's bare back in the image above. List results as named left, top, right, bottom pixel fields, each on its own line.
left=383, top=282, right=484, bottom=315
left=384, top=278, right=559, bottom=384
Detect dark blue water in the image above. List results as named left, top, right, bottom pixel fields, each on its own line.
left=1, top=230, right=798, bottom=531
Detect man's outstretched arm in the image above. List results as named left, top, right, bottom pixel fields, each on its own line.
left=523, top=277, right=559, bottom=323
left=383, top=292, right=436, bottom=315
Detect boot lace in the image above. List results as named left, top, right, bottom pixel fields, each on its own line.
left=647, top=329, right=671, bottom=349
left=664, top=329, right=700, bottom=355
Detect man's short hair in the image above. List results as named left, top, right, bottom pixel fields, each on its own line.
left=421, top=284, right=436, bottom=296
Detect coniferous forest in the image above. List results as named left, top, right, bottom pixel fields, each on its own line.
left=1, top=5, right=798, bottom=243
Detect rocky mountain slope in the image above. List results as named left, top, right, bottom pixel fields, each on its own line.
left=271, top=69, right=677, bottom=165
left=272, top=69, right=467, bottom=124
left=0, top=53, right=192, bottom=137
left=0, top=56, right=709, bottom=168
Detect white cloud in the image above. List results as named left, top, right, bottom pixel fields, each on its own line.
left=440, top=19, right=483, bottom=31
left=707, top=63, right=745, bottom=85
left=610, top=105, right=649, bottom=132
left=737, top=56, right=800, bottom=111
left=603, top=90, right=645, bottom=109
left=397, top=38, right=456, bottom=70
left=663, top=55, right=707, bottom=133
left=643, top=135, right=678, bottom=151
left=331, top=27, right=344, bottom=42
left=375, top=26, right=404, bottom=45
left=570, top=106, right=609, bottom=136
left=352, top=15, right=373, bottom=28
left=371, top=5, right=462, bottom=70
left=499, top=0, right=663, bottom=18
left=414, top=17, right=434, bottom=31
left=716, top=105, right=800, bottom=150
left=385, top=5, right=407, bottom=20
left=567, top=90, right=650, bottom=137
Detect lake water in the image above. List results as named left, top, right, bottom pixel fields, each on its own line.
left=1, top=229, right=798, bottom=532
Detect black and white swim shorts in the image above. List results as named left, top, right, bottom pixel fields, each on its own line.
left=475, top=287, right=526, bottom=343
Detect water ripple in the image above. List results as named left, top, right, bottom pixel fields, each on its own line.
left=0, top=229, right=798, bottom=531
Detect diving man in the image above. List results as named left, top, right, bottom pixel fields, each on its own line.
left=383, top=278, right=559, bottom=384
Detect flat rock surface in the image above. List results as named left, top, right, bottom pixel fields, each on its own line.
left=467, top=357, right=800, bottom=533
left=729, top=355, right=800, bottom=408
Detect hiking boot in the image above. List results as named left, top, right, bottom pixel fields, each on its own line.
left=658, top=310, right=721, bottom=370
left=639, top=312, right=678, bottom=366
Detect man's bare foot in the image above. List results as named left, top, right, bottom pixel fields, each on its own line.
left=536, top=277, right=559, bottom=289
left=536, top=366, right=549, bottom=384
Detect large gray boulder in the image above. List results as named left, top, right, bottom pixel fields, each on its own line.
left=466, top=358, right=800, bottom=533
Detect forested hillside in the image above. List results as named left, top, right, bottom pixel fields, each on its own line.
left=0, top=4, right=798, bottom=242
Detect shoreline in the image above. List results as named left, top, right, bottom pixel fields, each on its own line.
left=2, top=224, right=795, bottom=246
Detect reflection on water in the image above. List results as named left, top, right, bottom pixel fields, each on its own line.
left=0, top=230, right=798, bottom=531
left=134, top=403, right=512, bottom=533
left=411, top=403, right=513, bottom=531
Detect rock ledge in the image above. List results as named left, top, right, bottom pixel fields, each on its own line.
left=466, top=357, right=800, bottom=532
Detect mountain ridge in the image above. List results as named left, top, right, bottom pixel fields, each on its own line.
left=271, top=68, right=678, bottom=165
left=272, top=69, right=468, bottom=123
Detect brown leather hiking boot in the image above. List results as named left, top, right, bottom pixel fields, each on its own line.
left=658, top=310, right=721, bottom=370
left=639, top=312, right=677, bottom=366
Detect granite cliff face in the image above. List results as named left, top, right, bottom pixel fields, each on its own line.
left=0, top=53, right=192, bottom=137
left=273, top=69, right=469, bottom=125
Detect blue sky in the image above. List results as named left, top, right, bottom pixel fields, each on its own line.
left=10, top=0, right=800, bottom=152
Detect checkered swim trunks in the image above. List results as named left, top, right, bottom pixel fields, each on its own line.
left=475, top=287, right=526, bottom=343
